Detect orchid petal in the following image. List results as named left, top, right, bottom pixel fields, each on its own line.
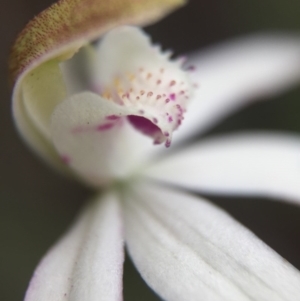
left=50, top=91, right=158, bottom=186
left=25, top=191, right=124, bottom=301
left=174, top=35, right=300, bottom=143
left=123, top=181, right=300, bottom=301
left=143, top=133, right=300, bottom=204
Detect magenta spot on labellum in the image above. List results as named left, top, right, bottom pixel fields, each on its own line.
left=168, top=116, right=173, bottom=123
left=138, top=110, right=145, bottom=115
left=152, top=118, right=158, bottom=124
left=165, top=139, right=171, bottom=148
left=176, top=104, right=183, bottom=113
left=169, top=93, right=176, bottom=101
left=164, top=132, right=170, bottom=137
left=61, top=155, right=71, bottom=165
left=97, top=123, right=115, bottom=131
left=165, top=98, right=170, bottom=103
left=128, top=115, right=161, bottom=138
left=106, top=115, right=120, bottom=120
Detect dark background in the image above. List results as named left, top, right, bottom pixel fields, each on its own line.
left=1, top=0, right=300, bottom=300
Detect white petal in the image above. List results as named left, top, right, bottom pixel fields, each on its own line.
left=174, top=34, right=300, bottom=143
left=25, top=191, right=124, bottom=301
left=51, top=91, right=157, bottom=186
left=123, top=181, right=300, bottom=301
left=143, top=133, right=300, bottom=204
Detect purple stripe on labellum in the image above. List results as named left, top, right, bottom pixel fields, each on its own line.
left=106, top=115, right=120, bottom=120
left=96, top=123, right=115, bottom=131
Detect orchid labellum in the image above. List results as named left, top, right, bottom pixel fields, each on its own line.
left=10, top=0, right=300, bottom=300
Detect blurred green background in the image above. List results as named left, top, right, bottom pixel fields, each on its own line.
left=1, top=0, right=300, bottom=300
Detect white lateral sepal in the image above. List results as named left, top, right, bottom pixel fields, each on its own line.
left=24, top=191, right=124, bottom=301
left=123, top=181, right=300, bottom=301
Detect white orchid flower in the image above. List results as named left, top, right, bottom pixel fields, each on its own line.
left=9, top=0, right=300, bottom=300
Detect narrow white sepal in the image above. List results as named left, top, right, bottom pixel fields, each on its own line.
left=174, top=34, right=300, bottom=144
left=123, top=181, right=300, bottom=301
left=24, top=191, right=124, bottom=301
left=142, top=133, right=300, bottom=204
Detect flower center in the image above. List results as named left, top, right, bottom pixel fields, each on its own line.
left=50, top=26, right=194, bottom=186
left=93, top=26, right=193, bottom=147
